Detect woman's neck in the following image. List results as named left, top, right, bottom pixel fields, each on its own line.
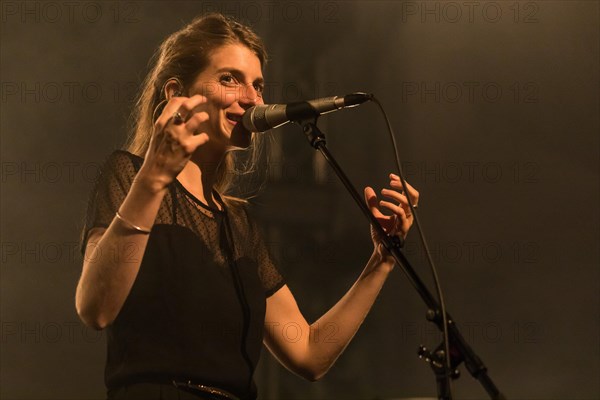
left=176, top=146, right=227, bottom=210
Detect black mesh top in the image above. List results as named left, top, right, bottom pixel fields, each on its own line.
left=80, top=150, right=285, bottom=399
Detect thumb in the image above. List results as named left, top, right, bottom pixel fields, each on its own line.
left=364, top=186, right=376, bottom=209
left=364, top=187, right=384, bottom=218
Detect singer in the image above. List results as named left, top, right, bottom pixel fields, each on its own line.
left=76, top=13, right=419, bottom=400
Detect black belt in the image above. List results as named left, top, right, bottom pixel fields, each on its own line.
left=172, top=380, right=240, bottom=400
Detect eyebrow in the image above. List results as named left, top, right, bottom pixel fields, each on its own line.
left=215, top=67, right=264, bottom=84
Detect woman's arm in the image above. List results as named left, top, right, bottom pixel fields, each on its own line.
left=75, top=94, right=210, bottom=330
left=264, top=251, right=393, bottom=381
left=75, top=173, right=168, bottom=330
left=263, top=175, right=419, bottom=380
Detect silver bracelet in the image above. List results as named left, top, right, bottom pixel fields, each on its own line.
left=115, top=211, right=152, bottom=234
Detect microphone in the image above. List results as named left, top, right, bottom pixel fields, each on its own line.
left=242, top=92, right=372, bottom=133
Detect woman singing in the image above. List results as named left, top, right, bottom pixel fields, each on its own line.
left=76, top=12, right=419, bottom=400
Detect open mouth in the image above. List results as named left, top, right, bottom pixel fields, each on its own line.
left=226, top=112, right=243, bottom=125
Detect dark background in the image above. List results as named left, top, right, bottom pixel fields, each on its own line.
left=1, top=1, right=598, bottom=399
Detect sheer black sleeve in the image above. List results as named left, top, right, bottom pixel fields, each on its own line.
left=243, top=206, right=286, bottom=297
left=79, top=150, right=141, bottom=255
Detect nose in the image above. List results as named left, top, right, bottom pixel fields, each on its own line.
left=238, top=84, right=261, bottom=108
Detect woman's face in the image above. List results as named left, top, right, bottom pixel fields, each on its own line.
left=188, top=43, right=264, bottom=150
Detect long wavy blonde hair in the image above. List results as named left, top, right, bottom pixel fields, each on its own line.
left=125, top=13, right=269, bottom=199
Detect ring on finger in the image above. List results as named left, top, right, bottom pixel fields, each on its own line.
left=172, top=111, right=184, bottom=125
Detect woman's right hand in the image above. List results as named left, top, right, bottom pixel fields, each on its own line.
left=138, top=95, right=211, bottom=192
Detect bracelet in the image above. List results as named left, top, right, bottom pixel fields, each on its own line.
left=115, top=211, right=152, bottom=234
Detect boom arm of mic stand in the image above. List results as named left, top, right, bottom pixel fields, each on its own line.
left=298, top=119, right=505, bottom=400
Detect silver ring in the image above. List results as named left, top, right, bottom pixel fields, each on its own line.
left=172, top=111, right=184, bottom=125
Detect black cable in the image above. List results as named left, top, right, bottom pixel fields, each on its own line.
left=370, top=95, right=453, bottom=397
left=221, top=206, right=255, bottom=395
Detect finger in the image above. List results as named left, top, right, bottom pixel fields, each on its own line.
left=380, top=201, right=413, bottom=229
left=401, top=208, right=412, bottom=233
left=381, top=188, right=408, bottom=206
left=389, top=179, right=419, bottom=205
left=381, top=202, right=413, bottom=233
left=380, top=202, right=411, bottom=236
left=180, top=133, right=210, bottom=153
left=364, top=186, right=377, bottom=209
left=155, top=95, right=208, bottom=131
left=402, top=180, right=419, bottom=203
left=177, top=95, right=209, bottom=122
left=379, top=200, right=407, bottom=217
left=364, top=187, right=385, bottom=218
left=184, top=111, right=210, bottom=135
left=154, top=97, right=186, bottom=132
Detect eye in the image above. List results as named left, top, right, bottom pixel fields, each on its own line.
left=219, top=73, right=239, bottom=87
left=254, top=82, right=265, bottom=96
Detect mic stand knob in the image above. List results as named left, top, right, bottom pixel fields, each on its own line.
left=418, top=344, right=460, bottom=400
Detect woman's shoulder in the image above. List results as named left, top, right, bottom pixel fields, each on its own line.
left=104, top=149, right=143, bottom=166
left=99, top=149, right=144, bottom=178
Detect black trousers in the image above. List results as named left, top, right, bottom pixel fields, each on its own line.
left=108, top=382, right=224, bottom=400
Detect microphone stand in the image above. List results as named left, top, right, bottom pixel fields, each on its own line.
left=296, top=117, right=505, bottom=400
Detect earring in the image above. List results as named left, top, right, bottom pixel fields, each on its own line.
left=152, top=99, right=168, bottom=122
left=162, top=77, right=184, bottom=100
left=154, top=78, right=184, bottom=122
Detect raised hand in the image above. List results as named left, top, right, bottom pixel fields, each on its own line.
left=364, top=173, right=419, bottom=264
left=139, top=95, right=212, bottom=191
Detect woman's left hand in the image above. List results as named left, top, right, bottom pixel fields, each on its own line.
left=364, top=173, right=419, bottom=265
